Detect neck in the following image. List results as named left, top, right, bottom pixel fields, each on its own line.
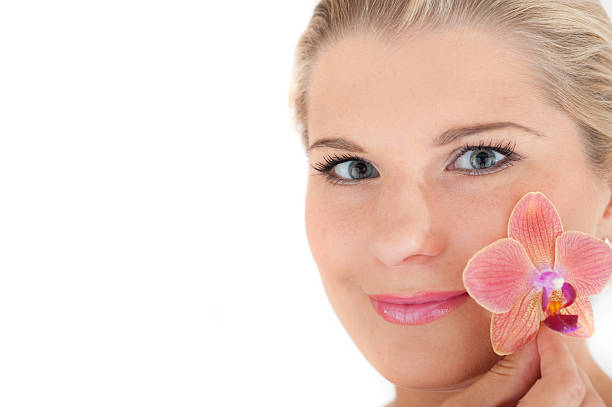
left=387, top=338, right=612, bottom=407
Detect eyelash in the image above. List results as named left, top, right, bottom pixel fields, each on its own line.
left=310, top=139, right=520, bottom=186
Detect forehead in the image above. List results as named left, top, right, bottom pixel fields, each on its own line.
left=307, top=27, right=549, bottom=144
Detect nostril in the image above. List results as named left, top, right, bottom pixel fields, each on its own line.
left=392, top=257, right=410, bottom=267
left=392, top=254, right=432, bottom=267
left=371, top=231, right=445, bottom=269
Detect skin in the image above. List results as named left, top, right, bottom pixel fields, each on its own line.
left=304, top=25, right=612, bottom=406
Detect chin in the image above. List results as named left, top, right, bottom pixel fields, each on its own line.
left=381, top=354, right=496, bottom=390
left=352, top=300, right=503, bottom=390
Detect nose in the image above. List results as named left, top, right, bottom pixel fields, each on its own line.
left=369, top=178, right=444, bottom=268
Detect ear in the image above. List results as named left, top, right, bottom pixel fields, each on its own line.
left=596, top=179, right=612, bottom=239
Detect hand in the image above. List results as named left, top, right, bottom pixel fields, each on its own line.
left=441, top=326, right=606, bottom=407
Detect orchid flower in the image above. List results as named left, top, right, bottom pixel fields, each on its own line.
left=462, top=191, right=612, bottom=355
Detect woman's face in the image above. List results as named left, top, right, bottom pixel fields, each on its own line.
left=304, top=26, right=612, bottom=389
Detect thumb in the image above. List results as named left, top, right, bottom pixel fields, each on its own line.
left=443, top=338, right=541, bottom=407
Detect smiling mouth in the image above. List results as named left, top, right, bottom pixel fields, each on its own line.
left=368, top=292, right=470, bottom=325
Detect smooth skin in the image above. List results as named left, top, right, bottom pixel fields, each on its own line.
left=304, top=25, right=612, bottom=406
left=440, top=327, right=606, bottom=406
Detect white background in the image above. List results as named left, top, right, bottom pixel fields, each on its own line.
left=1, top=1, right=611, bottom=406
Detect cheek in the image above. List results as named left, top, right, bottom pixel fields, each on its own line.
left=517, top=156, right=607, bottom=235
left=551, top=176, right=606, bottom=235
left=439, top=187, right=517, bottom=255
left=305, top=184, right=370, bottom=277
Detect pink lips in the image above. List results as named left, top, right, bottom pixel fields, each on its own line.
left=368, top=290, right=469, bottom=325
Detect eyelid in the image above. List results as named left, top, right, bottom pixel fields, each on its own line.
left=310, top=153, right=378, bottom=186
left=446, top=139, right=519, bottom=166
left=310, top=152, right=373, bottom=173
left=312, top=139, right=520, bottom=184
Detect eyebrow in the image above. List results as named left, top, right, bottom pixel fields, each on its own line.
left=306, top=122, right=545, bottom=152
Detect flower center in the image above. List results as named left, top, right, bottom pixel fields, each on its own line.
left=547, top=290, right=563, bottom=316
left=534, top=270, right=572, bottom=316
left=535, top=270, right=564, bottom=292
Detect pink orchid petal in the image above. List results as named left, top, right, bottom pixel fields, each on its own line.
left=490, top=290, right=541, bottom=355
left=463, top=238, right=538, bottom=313
left=554, top=231, right=612, bottom=296
left=508, top=192, right=563, bottom=271
left=557, top=296, right=595, bottom=338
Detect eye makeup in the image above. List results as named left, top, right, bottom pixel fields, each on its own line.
left=310, top=138, right=522, bottom=186
left=446, top=139, right=520, bottom=176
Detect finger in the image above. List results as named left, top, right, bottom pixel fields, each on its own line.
left=519, top=326, right=586, bottom=406
left=576, top=367, right=606, bottom=407
left=538, top=326, right=580, bottom=379
left=442, top=338, right=540, bottom=407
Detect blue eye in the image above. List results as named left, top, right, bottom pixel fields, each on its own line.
left=333, top=159, right=379, bottom=180
left=310, top=153, right=379, bottom=185
left=310, top=139, right=520, bottom=186
left=448, top=140, right=519, bottom=176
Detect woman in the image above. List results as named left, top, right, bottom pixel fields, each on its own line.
left=289, top=0, right=612, bottom=405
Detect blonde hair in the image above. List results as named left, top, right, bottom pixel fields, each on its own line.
left=288, top=0, right=612, bottom=180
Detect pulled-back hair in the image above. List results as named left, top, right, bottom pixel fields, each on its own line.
left=289, top=0, right=612, bottom=180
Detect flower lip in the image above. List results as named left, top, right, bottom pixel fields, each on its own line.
left=369, top=290, right=468, bottom=305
